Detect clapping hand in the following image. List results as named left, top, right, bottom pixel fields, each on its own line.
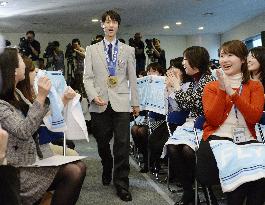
left=166, top=69, right=181, bottom=92
left=216, top=69, right=235, bottom=96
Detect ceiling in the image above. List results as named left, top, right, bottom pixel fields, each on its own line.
left=0, top=0, right=265, bottom=36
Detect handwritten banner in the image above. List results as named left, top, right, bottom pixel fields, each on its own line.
left=210, top=140, right=265, bottom=192
left=137, top=75, right=167, bottom=115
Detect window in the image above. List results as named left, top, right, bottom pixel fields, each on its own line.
left=244, top=34, right=262, bottom=49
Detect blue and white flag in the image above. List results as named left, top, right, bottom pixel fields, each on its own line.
left=209, top=140, right=265, bottom=192
left=137, top=75, right=167, bottom=114
left=35, top=70, right=67, bottom=131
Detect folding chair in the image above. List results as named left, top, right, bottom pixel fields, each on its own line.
left=193, top=115, right=209, bottom=205
left=257, top=111, right=265, bottom=144
left=194, top=116, right=226, bottom=205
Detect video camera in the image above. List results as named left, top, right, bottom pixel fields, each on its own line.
left=145, top=38, right=156, bottom=50
left=19, top=37, right=31, bottom=56
left=43, top=42, right=56, bottom=58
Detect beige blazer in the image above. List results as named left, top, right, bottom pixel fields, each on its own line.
left=83, top=41, right=139, bottom=113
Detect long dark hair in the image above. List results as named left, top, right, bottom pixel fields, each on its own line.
left=17, top=56, right=35, bottom=103
left=220, top=40, right=250, bottom=84
left=249, top=46, right=265, bottom=87
left=0, top=48, right=29, bottom=115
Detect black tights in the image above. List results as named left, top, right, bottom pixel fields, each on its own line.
left=227, top=178, right=265, bottom=205
left=167, top=144, right=195, bottom=192
left=48, top=161, right=87, bottom=205
left=131, top=125, right=149, bottom=166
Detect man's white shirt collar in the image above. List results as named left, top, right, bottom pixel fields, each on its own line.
left=104, top=37, right=117, bottom=47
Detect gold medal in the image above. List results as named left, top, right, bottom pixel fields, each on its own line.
left=107, top=76, right=118, bottom=88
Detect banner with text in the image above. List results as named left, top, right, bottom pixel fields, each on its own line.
left=137, top=75, right=167, bottom=115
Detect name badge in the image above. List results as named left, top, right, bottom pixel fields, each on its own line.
left=107, top=76, right=118, bottom=88
left=232, top=127, right=246, bottom=143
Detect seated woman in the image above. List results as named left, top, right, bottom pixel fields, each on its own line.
left=0, top=48, right=86, bottom=205
left=247, top=46, right=265, bottom=87
left=17, top=56, right=78, bottom=156
left=164, top=46, right=215, bottom=204
left=148, top=57, right=192, bottom=176
left=247, top=46, right=265, bottom=142
left=198, top=40, right=265, bottom=205
left=131, top=62, right=165, bottom=173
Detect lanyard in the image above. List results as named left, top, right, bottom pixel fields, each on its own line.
left=233, top=84, right=243, bottom=124
left=103, top=40, right=119, bottom=76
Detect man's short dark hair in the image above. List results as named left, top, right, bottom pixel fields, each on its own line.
left=102, top=10, right=121, bottom=25
left=26, top=30, right=35, bottom=37
left=72, top=38, right=81, bottom=45
left=96, top=35, right=104, bottom=40
left=53, top=41, right=60, bottom=47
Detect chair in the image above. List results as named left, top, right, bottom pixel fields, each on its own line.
left=257, top=111, right=265, bottom=144
left=193, top=115, right=213, bottom=205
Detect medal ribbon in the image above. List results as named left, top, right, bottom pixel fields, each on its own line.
left=103, top=40, right=118, bottom=76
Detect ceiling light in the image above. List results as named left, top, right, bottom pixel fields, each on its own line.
left=0, top=1, right=8, bottom=6
left=91, top=19, right=99, bottom=22
left=202, top=12, right=213, bottom=16
left=163, top=25, right=170, bottom=29
left=198, top=26, right=204, bottom=30
left=176, top=22, right=182, bottom=25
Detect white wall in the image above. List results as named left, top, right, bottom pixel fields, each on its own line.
left=221, top=13, right=265, bottom=43
left=186, top=34, right=220, bottom=60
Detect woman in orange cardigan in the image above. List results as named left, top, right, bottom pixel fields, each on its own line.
left=197, top=40, right=265, bottom=205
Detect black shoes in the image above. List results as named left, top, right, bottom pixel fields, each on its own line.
left=174, top=190, right=199, bottom=205
left=116, top=187, right=132, bottom=202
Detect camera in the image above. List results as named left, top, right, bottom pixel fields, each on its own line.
left=43, top=42, right=56, bottom=58
left=145, top=38, right=155, bottom=50
left=19, top=37, right=31, bottom=56
left=128, top=38, right=135, bottom=47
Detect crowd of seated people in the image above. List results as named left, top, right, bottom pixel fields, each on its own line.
left=197, top=40, right=265, bottom=205
left=131, top=42, right=265, bottom=205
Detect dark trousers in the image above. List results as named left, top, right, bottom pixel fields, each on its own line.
left=149, top=122, right=178, bottom=165
left=0, top=165, right=21, bottom=205
left=91, top=104, right=130, bottom=190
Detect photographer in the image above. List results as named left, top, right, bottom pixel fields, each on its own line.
left=43, top=41, right=65, bottom=72
left=151, top=38, right=166, bottom=70
left=65, top=39, right=86, bottom=96
left=52, top=41, right=65, bottom=72
left=91, top=35, right=104, bottom=45
left=25, top=30, right=40, bottom=61
left=130, top=33, right=146, bottom=76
